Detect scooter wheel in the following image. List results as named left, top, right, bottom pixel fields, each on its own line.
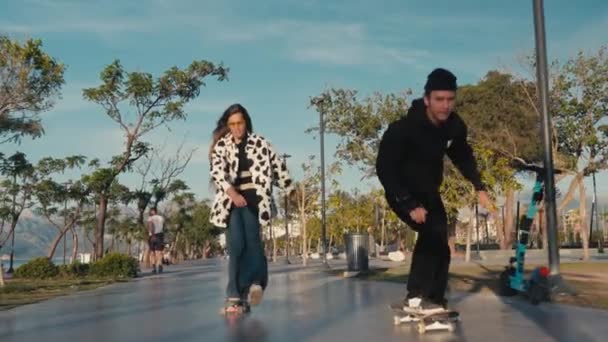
left=528, top=282, right=544, bottom=305
left=499, top=268, right=517, bottom=297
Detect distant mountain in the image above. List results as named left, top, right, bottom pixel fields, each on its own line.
left=1, top=213, right=97, bottom=259
left=10, top=216, right=56, bottom=258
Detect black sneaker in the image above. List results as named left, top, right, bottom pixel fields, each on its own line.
left=435, top=298, right=449, bottom=310
left=158, top=265, right=163, bottom=274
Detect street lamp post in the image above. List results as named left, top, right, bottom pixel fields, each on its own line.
left=312, top=96, right=330, bottom=269
left=280, top=153, right=292, bottom=264
left=320, top=106, right=329, bottom=268
left=532, top=0, right=573, bottom=295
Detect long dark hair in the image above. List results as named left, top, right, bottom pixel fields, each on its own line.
left=208, top=103, right=254, bottom=161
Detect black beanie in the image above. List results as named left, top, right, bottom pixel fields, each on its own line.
left=424, top=68, right=457, bottom=93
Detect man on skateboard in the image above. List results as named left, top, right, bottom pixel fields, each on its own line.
left=377, top=68, right=493, bottom=314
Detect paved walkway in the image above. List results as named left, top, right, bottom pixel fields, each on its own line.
left=1, top=259, right=607, bottom=341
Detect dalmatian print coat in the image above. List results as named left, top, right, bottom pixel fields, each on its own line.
left=209, top=132, right=294, bottom=228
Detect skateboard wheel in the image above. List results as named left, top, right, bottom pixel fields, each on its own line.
left=418, top=322, right=426, bottom=334
left=393, top=316, right=400, bottom=325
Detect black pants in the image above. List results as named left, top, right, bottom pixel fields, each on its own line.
left=226, top=207, right=268, bottom=300
left=401, top=196, right=450, bottom=304
left=148, top=233, right=164, bottom=251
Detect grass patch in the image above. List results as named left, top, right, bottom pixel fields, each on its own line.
left=335, top=262, right=608, bottom=310
left=0, top=277, right=117, bottom=310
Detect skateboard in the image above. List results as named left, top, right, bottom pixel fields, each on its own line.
left=219, top=300, right=251, bottom=317
left=390, top=302, right=459, bottom=333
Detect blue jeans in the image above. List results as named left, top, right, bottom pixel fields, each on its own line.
left=226, top=207, right=268, bottom=299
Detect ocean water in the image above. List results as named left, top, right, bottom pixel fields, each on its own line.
left=1, top=257, right=65, bottom=270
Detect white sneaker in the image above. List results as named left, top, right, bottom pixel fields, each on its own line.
left=248, top=284, right=264, bottom=306
left=408, top=297, right=422, bottom=309
left=406, top=297, right=445, bottom=315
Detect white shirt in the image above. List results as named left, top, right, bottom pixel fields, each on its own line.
left=147, top=214, right=165, bottom=234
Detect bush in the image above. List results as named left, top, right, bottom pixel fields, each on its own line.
left=89, top=253, right=139, bottom=279
left=591, top=230, right=605, bottom=242
left=58, top=261, right=90, bottom=278
left=13, top=257, right=59, bottom=279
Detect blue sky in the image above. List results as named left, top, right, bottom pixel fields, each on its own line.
left=2, top=0, right=608, bottom=203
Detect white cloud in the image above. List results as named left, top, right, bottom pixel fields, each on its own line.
left=183, top=99, right=233, bottom=116
left=207, top=19, right=430, bottom=66
left=2, top=2, right=430, bottom=67
left=552, top=15, right=608, bottom=58
left=49, top=82, right=98, bottom=115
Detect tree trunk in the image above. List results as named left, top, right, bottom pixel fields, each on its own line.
left=142, top=240, right=151, bottom=267
left=47, top=229, right=69, bottom=259
left=448, top=220, right=456, bottom=256
left=465, top=209, right=474, bottom=263
left=109, top=234, right=116, bottom=253
left=502, top=189, right=515, bottom=249
left=301, top=216, right=308, bottom=266
left=95, top=195, right=109, bottom=259
left=0, top=263, right=5, bottom=287
left=558, top=173, right=583, bottom=213
left=171, top=232, right=180, bottom=264
left=71, top=227, right=78, bottom=263
left=272, top=229, right=277, bottom=262
left=381, top=208, right=386, bottom=251
left=578, top=179, right=590, bottom=260
left=308, top=237, right=312, bottom=255
left=531, top=210, right=539, bottom=249
left=541, top=208, right=548, bottom=251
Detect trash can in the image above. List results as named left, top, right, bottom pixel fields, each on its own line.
left=344, top=232, right=369, bottom=272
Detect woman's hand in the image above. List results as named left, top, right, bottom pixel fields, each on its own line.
left=227, top=187, right=247, bottom=207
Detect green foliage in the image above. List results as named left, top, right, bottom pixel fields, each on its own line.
left=308, top=89, right=410, bottom=178
left=0, top=152, right=37, bottom=235
left=89, top=253, right=139, bottom=279
left=441, top=143, right=521, bottom=223
left=0, top=35, right=65, bottom=143
left=33, top=156, right=89, bottom=213
left=456, top=70, right=542, bottom=164
left=58, top=261, right=90, bottom=278
left=551, top=45, right=608, bottom=175
left=82, top=59, right=227, bottom=258
left=14, top=257, right=59, bottom=279
left=591, top=229, right=605, bottom=243
left=155, top=191, right=222, bottom=258
left=83, top=59, right=228, bottom=139
left=327, top=189, right=375, bottom=234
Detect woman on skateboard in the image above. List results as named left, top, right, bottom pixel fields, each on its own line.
left=209, top=103, right=294, bottom=314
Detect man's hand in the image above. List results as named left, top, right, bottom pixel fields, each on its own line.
left=409, top=207, right=428, bottom=224
left=478, top=191, right=496, bottom=213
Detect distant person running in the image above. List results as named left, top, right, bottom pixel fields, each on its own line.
left=209, top=103, right=293, bottom=314
left=376, top=68, right=494, bottom=313
left=147, top=207, right=165, bottom=274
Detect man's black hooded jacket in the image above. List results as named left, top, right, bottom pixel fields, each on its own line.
left=376, top=98, right=485, bottom=221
